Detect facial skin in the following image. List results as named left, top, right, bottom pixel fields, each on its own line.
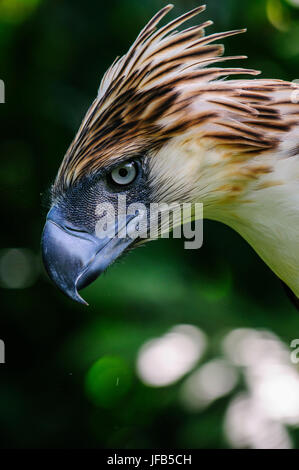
left=42, top=156, right=151, bottom=304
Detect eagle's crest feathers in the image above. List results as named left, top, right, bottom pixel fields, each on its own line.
left=53, top=4, right=299, bottom=196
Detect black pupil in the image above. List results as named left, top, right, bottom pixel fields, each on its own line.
left=119, top=167, right=128, bottom=178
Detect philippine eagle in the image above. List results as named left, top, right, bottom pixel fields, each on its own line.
left=41, top=5, right=299, bottom=306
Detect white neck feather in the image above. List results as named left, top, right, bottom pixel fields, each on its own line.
left=207, top=156, right=299, bottom=296
left=149, top=136, right=299, bottom=296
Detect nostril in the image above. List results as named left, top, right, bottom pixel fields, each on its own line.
left=64, top=224, right=89, bottom=235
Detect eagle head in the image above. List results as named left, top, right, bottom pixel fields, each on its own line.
left=41, top=4, right=299, bottom=304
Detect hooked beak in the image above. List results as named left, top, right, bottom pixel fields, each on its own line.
left=41, top=207, right=135, bottom=305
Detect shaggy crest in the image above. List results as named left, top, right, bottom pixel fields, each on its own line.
left=53, top=4, right=299, bottom=196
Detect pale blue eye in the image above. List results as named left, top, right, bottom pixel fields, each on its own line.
left=110, top=161, right=137, bottom=185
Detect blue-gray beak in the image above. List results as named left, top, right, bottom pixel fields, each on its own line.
left=41, top=208, right=135, bottom=305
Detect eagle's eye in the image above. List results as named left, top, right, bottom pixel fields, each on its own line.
left=109, top=160, right=138, bottom=186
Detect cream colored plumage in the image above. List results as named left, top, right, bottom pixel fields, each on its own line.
left=48, top=4, right=299, bottom=303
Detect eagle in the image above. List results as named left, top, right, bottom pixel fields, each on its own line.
left=41, top=4, right=299, bottom=306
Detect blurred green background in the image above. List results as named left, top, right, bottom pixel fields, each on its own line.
left=1, top=0, right=299, bottom=449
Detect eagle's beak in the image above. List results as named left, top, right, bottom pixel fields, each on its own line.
left=41, top=207, right=135, bottom=305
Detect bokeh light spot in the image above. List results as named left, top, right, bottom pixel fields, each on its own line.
left=222, top=328, right=299, bottom=448
left=0, top=0, right=42, bottom=24
left=85, top=356, right=133, bottom=408
left=224, top=393, right=292, bottom=449
left=0, top=248, right=38, bottom=289
left=286, top=0, right=299, bottom=7
left=181, top=359, right=238, bottom=410
left=136, top=325, right=207, bottom=387
left=266, top=0, right=290, bottom=31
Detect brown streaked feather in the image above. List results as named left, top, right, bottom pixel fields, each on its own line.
left=52, top=5, right=299, bottom=197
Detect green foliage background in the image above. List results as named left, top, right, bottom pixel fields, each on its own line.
left=0, top=0, right=299, bottom=449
